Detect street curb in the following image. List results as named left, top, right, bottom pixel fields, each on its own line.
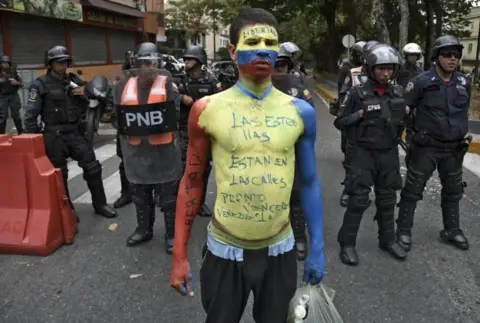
left=315, top=83, right=480, bottom=155
left=315, top=85, right=335, bottom=103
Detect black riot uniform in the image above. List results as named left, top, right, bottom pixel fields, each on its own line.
left=273, top=47, right=314, bottom=261
left=0, top=55, right=23, bottom=134
left=175, top=45, right=221, bottom=217
left=336, top=41, right=378, bottom=207
left=396, top=36, right=470, bottom=252
left=112, top=51, right=134, bottom=209
left=334, top=45, right=407, bottom=266
left=336, top=41, right=366, bottom=94
left=396, top=43, right=423, bottom=146
left=23, top=46, right=116, bottom=219
left=113, top=42, right=183, bottom=253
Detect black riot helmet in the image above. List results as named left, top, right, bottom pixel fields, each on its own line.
left=182, top=45, right=207, bottom=65
left=351, top=41, right=366, bottom=65
left=362, top=40, right=380, bottom=61
left=276, top=46, right=294, bottom=70
left=365, top=44, right=400, bottom=79
left=1, top=55, right=11, bottom=64
left=430, top=35, right=463, bottom=61
left=133, top=42, right=162, bottom=68
left=44, top=46, right=72, bottom=66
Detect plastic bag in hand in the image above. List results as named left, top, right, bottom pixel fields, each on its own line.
left=287, top=283, right=344, bottom=323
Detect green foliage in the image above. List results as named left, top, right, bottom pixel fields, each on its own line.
left=157, top=45, right=173, bottom=55
left=165, top=0, right=212, bottom=38
left=216, top=47, right=230, bottom=59
left=440, top=0, right=475, bottom=38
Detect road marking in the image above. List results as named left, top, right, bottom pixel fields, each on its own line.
left=67, top=144, right=117, bottom=179
left=314, top=90, right=330, bottom=107
left=463, top=152, right=480, bottom=178
left=73, top=171, right=121, bottom=204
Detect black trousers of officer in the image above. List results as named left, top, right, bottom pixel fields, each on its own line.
left=0, top=92, right=22, bottom=134
left=397, top=143, right=465, bottom=234
left=116, top=133, right=130, bottom=194
left=180, top=129, right=211, bottom=206
left=130, top=181, right=179, bottom=237
left=290, top=174, right=306, bottom=242
left=43, top=127, right=107, bottom=210
left=338, top=145, right=402, bottom=246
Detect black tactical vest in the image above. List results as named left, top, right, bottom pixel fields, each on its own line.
left=177, top=73, right=216, bottom=129
left=354, top=82, right=406, bottom=149
left=38, top=73, right=83, bottom=126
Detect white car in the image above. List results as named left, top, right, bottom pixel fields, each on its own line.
left=162, top=54, right=184, bottom=72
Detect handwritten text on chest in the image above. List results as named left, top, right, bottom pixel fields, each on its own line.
left=231, top=112, right=298, bottom=143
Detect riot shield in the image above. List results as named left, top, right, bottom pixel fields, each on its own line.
left=113, top=68, right=182, bottom=185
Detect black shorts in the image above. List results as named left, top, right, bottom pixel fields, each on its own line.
left=200, top=246, right=297, bottom=323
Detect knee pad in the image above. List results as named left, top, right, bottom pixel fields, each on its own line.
left=82, top=160, right=102, bottom=180
left=349, top=194, right=371, bottom=211
left=375, top=193, right=397, bottom=210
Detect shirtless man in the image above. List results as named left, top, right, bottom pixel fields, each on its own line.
left=170, top=8, right=325, bottom=323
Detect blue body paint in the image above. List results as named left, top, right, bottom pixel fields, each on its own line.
left=293, top=97, right=325, bottom=284
left=236, top=49, right=278, bottom=66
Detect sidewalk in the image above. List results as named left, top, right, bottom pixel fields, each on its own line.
left=314, top=77, right=480, bottom=154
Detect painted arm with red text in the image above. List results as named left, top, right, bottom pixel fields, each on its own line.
left=170, top=98, right=210, bottom=296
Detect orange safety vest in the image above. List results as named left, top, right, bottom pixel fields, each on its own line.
left=350, top=66, right=363, bottom=86
left=120, top=75, right=172, bottom=145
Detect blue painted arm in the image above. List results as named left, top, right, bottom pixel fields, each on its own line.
left=294, top=98, right=325, bottom=284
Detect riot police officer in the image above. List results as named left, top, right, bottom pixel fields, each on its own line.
left=174, top=45, right=221, bottom=217
left=23, top=46, right=116, bottom=219
left=0, top=55, right=23, bottom=134
left=112, top=51, right=133, bottom=209
left=336, top=41, right=366, bottom=94
left=396, top=36, right=470, bottom=252
left=113, top=42, right=182, bottom=253
left=396, top=43, right=423, bottom=88
left=272, top=48, right=314, bottom=260
left=334, top=44, right=408, bottom=265
left=336, top=40, right=379, bottom=207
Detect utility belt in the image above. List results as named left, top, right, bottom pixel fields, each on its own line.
left=115, top=101, right=177, bottom=136
left=43, top=123, right=80, bottom=135
left=413, top=131, right=472, bottom=153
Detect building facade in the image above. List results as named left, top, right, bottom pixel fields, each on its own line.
left=0, top=0, right=165, bottom=84
left=459, top=6, right=480, bottom=71
left=204, top=25, right=230, bottom=62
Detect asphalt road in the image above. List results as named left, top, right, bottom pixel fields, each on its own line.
left=1, top=81, right=480, bottom=323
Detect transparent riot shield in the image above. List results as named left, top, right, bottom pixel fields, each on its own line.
left=113, top=68, right=182, bottom=184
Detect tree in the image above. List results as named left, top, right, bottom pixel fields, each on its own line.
left=398, top=0, right=410, bottom=51
left=216, top=47, right=230, bottom=59
left=165, top=0, right=212, bottom=40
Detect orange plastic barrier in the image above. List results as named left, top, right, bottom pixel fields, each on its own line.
left=0, top=134, right=77, bottom=256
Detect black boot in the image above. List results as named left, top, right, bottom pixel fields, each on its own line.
left=339, top=245, right=359, bottom=266
left=375, top=199, right=407, bottom=261
left=113, top=163, right=132, bottom=208
left=396, top=200, right=417, bottom=251
left=127, top=204, right=154, bottom=247
left=164, top=210, right=175, bottom=254
left=85, top=172, right=117, bottom=218
left=337, top=195, right=370, bottom=266
left=440, top=202, right=469, bottom=250
left=291, top=210, right=307, bottom=261
left=13, top=118, right=23, bottom=135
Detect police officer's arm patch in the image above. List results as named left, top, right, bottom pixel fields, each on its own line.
left=28, top=89, right=38, bottom=102
left=216, top=82, right=222, bottom=91
left=405, top=82, right=414, bottom=92
left=344, top=76, right=350, bottom=84
left=303, top=89, right=312, bottom=100
left=172, top=83, right=179, bottom=93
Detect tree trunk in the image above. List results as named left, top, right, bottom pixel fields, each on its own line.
left=397, top=0, right=409, bottom=51
left=320, top=1, right=339, bottom=73
left=424, top=0, right=435, bottom=69
left=433, top=1, right=443, bottom=38
left=371, top=0, right=391, bottom=44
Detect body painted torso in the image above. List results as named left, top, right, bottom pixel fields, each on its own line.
left=198, top=86, right=304, bottom=248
